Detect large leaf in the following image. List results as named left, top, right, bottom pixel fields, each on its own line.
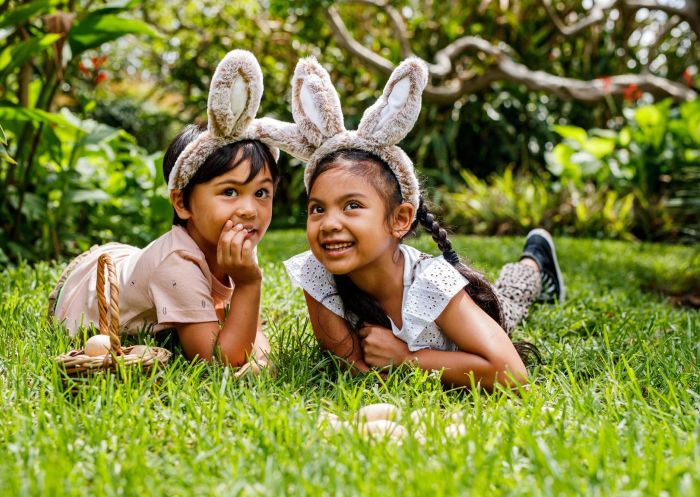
left=68, top=13, right=159, bottom=55
left=582, top=136, right=616, bottom=159
left=0, top=34, right=61, bottom=81
left=552, top=125, right=587, bottom=146
left=0, top=0, right=53, bottom=30
left=0, top=106, right=81, bottom=131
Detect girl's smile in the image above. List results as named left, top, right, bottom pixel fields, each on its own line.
left=307, top=168, right=399, bottom=279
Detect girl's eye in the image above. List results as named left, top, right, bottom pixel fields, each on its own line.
left=345, top=201, right=361, bottom=210
left=255, top=188, right=271, bottom=199
left=223, top=188, right=238, bottom=197
left=308, top=204, right=324, bottom=215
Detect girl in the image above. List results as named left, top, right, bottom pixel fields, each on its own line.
left=273, top=57, right=565, bottom=388
left=48, top=50, right=284, bottom=367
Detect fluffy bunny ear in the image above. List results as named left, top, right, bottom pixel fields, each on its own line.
left=249, top=117, right=316, bottom=162
left=291, top=57, right=345, bottom=147
left=357, top=57, right=428, bottom=145
left=207, top=49, right=263, bottom=138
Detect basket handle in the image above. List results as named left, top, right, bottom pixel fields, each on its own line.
left=96, top=253, right=122, bottom=355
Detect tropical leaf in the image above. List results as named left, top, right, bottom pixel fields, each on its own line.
left=0, top=0, right=53, bottom=30
left=68, top=13, right=159, bottom=55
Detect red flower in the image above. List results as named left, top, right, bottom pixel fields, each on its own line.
left=95, top=72, right=108, bottom=85
left=623, top=83, right=642, bottom=101
left=683, top=68, right=694, bottom=87
left=78, top=61, right=89, bottom=77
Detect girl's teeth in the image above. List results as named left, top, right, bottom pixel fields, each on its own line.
left=326, top=243, right=352, bottom=250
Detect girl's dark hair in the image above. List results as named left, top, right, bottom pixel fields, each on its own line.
left=162, top=123, right=279, bottom=226
left=309, top=149, right=540, bottom=365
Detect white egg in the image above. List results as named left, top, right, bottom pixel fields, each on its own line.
left=362, top=420, right=407, bottom=441
left=128, top=345, right=152, bottom=358
left=84, top=335, right=112, bottom=357
left=446, top=410, right=467, bottom=424
left=356, top=403, right=400, bottom=423
left=445, top=423, right=467, bottom=437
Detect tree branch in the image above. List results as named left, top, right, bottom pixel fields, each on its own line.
left=326, top=5, right=697, bottom=104
left=337, top=0, right=413, bottom=57
left=540, top=0, right=618, bottom=37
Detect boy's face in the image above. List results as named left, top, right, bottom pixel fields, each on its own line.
left=177, top=159, right=274, bottom=256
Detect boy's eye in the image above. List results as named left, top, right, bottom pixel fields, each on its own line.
left=345, top=201, right=361, bottom=210
left=255, top=188, right=271, bottom=199
left=223, top=188, right=238, bottom=197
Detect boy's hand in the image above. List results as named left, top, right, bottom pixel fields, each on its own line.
left=359, top=325, right=411, bottom=369
left=217, top=220, right=262, bottom=285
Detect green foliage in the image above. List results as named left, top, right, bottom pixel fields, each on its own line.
left=0, top=108, right=170, bottom=262
left=1, top=232, right=698, bottom=495
left=437, top=168, right=635, bottom=239
left=0, top=0, right=163, bottom=263
left=545, top=99, right=700, bottom=240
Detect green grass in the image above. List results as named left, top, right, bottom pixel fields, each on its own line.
left=1, top=231, right=698, bottom=496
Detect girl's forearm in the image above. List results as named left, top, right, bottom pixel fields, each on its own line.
left=216, top=280, right=262, bottom=366
left=409, top=349, right=528, bottom=389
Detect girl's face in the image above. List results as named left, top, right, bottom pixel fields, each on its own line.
left=307, top=165, right=407, bottom=277
left=178, top=159, right=274, bottom=256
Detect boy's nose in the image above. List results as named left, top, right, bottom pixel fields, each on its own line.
left=234, top=200, right=256, bottom=220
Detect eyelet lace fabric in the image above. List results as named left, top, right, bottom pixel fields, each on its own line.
left=283, top=246, right=469, bottom=352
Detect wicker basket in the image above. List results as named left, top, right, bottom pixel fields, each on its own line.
left=55, top=253, right=171, bottom=376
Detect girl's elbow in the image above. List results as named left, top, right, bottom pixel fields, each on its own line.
left=493, top=360, right=529, bottom=387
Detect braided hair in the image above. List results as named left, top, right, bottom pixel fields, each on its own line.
left=309, top=149, right=539, bottom=364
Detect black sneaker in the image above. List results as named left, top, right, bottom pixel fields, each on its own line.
left=521, top=228, right=566, bottom=303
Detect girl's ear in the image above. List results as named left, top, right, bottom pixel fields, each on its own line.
left=291, top=57, right=345, bottom=147
left=170, top=190, right=192, bottom=221
left=207, top=50, right=263, bottom=138
left=357, top=57, right=428, bottom=146
left=390, top=202, right=416, bottom=239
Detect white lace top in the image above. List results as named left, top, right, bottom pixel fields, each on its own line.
left=283, top=244, right=469, bottom=352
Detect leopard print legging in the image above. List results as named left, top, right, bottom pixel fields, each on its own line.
left=493, top=262, right=541, bottom=335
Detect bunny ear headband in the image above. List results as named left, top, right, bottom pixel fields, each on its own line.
left=168, top=50, right=291, bottom=191
left=263, top=56, right=428, bottom=213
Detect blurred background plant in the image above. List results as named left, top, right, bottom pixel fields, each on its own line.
left=1, top=0, right=698, bottom=265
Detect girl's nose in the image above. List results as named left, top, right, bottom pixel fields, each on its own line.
left=320, top=211, right=342, bottom=232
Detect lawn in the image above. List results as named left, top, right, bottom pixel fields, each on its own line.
left=1, top=231, right=698, bottom=496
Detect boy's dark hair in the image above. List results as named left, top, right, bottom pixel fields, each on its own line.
left=308, top=149, right=540, bottom=365
left=163, top=123, right=280, bottom=227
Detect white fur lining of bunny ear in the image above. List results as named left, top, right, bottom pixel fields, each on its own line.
left=357, top=57, right=428, bottom=146
left=374, top=77, right=411, bottom=132
left=292, top=57, right=345, bottom=147
left=207, top=49, right=263, bottom=139
left=300, top=80, right=326, bottom=133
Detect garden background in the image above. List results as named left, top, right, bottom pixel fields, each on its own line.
left=1, top=1, right=698, bottom=495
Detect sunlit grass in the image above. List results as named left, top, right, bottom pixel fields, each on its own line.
left=1, top=231, right=697, bottom=496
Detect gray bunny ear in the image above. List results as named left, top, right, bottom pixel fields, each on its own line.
left=357, top=57, right=428, bottom=145
left=248, top=117, right=316, bottom=162
left=291, top=57, right=345, bottom=147
left=207, top=49, right=263, bottom=138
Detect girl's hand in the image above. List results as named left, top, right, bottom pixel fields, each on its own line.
left=217, top=220, right=262, bottom=285
left=359, top=325, right=411, bottom=369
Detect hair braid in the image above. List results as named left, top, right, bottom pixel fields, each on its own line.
left=414, top=198, right=541, bottom=365
left=415, top=198, right=505, bottom=328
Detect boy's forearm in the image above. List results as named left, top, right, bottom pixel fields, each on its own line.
left=217, top=280, right=262, bottom=366
left=409, top=349, right=528, bottom=389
